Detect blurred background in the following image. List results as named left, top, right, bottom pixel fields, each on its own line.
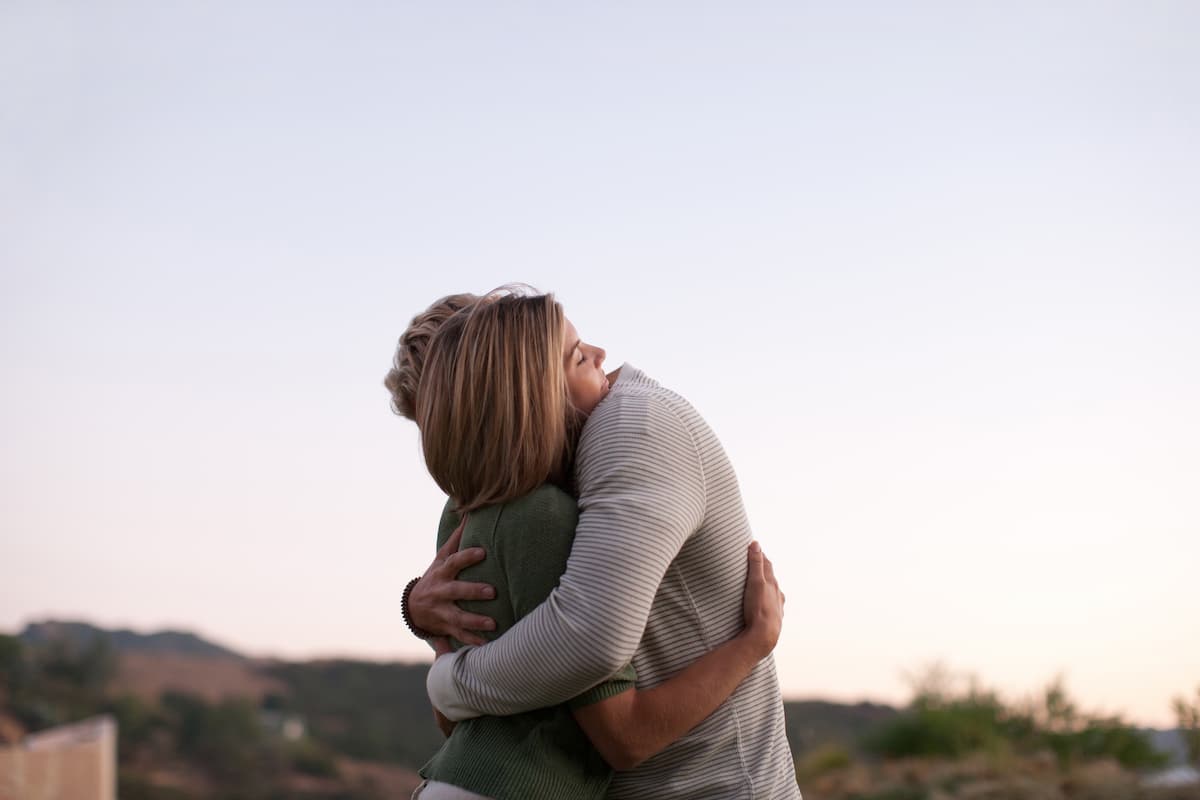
left=2, top=1, right=1197, bottom=797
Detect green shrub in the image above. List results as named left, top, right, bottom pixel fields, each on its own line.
left=797, top=743, right=852, bottom=781
left=848, top=788, right=928, bottom=800
left=862, top=666, right=1168, bottom=770
left=1174, top=685, right=1200, bottom=766
left=160, top=691, right=286, bottom=787
left=105, top=693, right=165, bottom=754
left=264, top=660, right=442, bottom=768
left=289, top=737, right=340, bottom=778
left=1044, top=719, right=1167, bottom=770
left=117, top=774, right=197, bottom=800
left=864, top=694, right=1011, bottom=759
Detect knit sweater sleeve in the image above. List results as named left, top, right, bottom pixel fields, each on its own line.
left=428, top=389, right=706, bottom=719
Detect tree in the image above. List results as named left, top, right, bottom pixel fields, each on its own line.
left=1173, top=685, right=1200, bottom=766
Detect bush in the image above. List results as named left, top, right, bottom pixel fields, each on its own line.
left=105, top=693, right=167, bottom=757
left=160, top=691, right=286, bottom=787
left=864, top=680, right=1015, bottom=759
left=288, top=737, right=340, bottom=778
left=848, top=789, right=928, bottom=800
left=797, top=743, right=853, bottom=781
left=1, top=632, right=117, bottom=731
left=862, top=666, right=1167, bottom=770
left=1044, top=719, right=1167, bottom=770
left=264, top=660, right=442, bottom=768
left=1174, top=685, right=1200, bottom=766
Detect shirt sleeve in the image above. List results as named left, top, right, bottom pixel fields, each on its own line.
left=428, top=391, right=705, bottom=719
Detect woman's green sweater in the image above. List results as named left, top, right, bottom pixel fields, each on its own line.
left=419, top=484, right=636, bottom=800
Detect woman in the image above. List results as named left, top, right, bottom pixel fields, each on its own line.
left=386, top=290, right=784, bottom=800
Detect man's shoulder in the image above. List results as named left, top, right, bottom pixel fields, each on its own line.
left=588, top=365, right=696, bottom=427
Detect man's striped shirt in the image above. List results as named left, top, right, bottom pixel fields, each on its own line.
left=428, top=365, right=801, bottom=799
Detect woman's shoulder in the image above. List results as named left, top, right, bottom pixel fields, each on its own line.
left=491, top=485, right=578, bottom=587
left=499, top=483, right=578, bottom=527
left=437, top=486, right=575, bottom=549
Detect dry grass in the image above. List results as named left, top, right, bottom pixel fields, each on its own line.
left=798, top=754, right=1200, bottom=800
left=111, top=653, right=285, bottom=703
left=335, top=756, right=425, bottom=797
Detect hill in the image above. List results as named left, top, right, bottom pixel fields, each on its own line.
left=7, top=619, right=906, bottom=766
left=19, top=620, right=243, bottom=660
left=784, top=699, right=900, bottom=754
left=7, top=620, right=1194, bottom=799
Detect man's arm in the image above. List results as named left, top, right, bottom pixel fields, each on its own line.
left=572, top=542, right=784, bottom=770
left=428, top=393, right=706, bottom=720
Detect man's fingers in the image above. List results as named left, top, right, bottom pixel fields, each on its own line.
left=449, top=608, right=494, bottom=646
left=440, top=578, right=495, bottom=603
left=452, top=609, right=496, bottom=632
left=452, top=629, right=488, bottom=647
left=439, top=547, right=487, bottom=578
left=437, top=519, right=467, bottom=560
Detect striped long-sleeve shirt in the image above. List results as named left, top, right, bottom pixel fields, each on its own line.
left=428, top=365, right=801, bottom=799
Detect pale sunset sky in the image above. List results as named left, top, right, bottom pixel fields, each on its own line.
left=2, top=2, right=1197, bottom=727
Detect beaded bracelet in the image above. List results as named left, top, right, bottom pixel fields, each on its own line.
left=401, top=576, right=435, bottom=640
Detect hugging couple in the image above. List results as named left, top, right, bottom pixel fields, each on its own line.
left=388, top=286, right=801, bottom=800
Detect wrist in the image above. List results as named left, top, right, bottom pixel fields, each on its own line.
left=402, top=577, right=435, bottom=640
left=734, top=628, right=772, bottom=664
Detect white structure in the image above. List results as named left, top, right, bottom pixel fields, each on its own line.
left=0, top=715, right=117, bottom=800
left=1143, top=765, right=1200, bottom=788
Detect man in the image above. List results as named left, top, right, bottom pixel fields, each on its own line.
left=405, top=316, right=799, bottom=799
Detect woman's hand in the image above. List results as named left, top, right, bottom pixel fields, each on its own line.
left=740, top=541, right=784, bottom=659
left=409, top=518, right=498, bottom=646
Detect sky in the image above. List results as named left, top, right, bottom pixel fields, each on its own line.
left=2, top=1, right=1198, bottom=727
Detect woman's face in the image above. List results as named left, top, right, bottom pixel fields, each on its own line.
left=562, top=318, right=609, bottom=416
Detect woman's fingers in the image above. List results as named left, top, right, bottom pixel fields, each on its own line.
left=759, top=555, right=783, bottom=614
left=741, top=540, right=784, bottom=655
left=762, top=553, right=776, bottom=586
left=747, top=541, right=765, bottom=581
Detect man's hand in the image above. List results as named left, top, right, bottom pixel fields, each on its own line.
left=410, top=518, right=498, bottom=645
left=740, top=541, right=784, bottom=659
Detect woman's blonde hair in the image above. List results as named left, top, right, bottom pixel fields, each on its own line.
left=384, top=293, right=479, bottom=420
left=415, top=289, right=579, bottom=512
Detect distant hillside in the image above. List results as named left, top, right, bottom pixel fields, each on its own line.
left=19, top=620, right=245, bottom=660
left=9, top=620, right=908, bottom=766
left=265, top=659, right=445, bottom=769
left=784, top=699, right=900, bottom=755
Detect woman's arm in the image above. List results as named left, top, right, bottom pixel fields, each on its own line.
left=572, top=542, right=784, bottom=770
